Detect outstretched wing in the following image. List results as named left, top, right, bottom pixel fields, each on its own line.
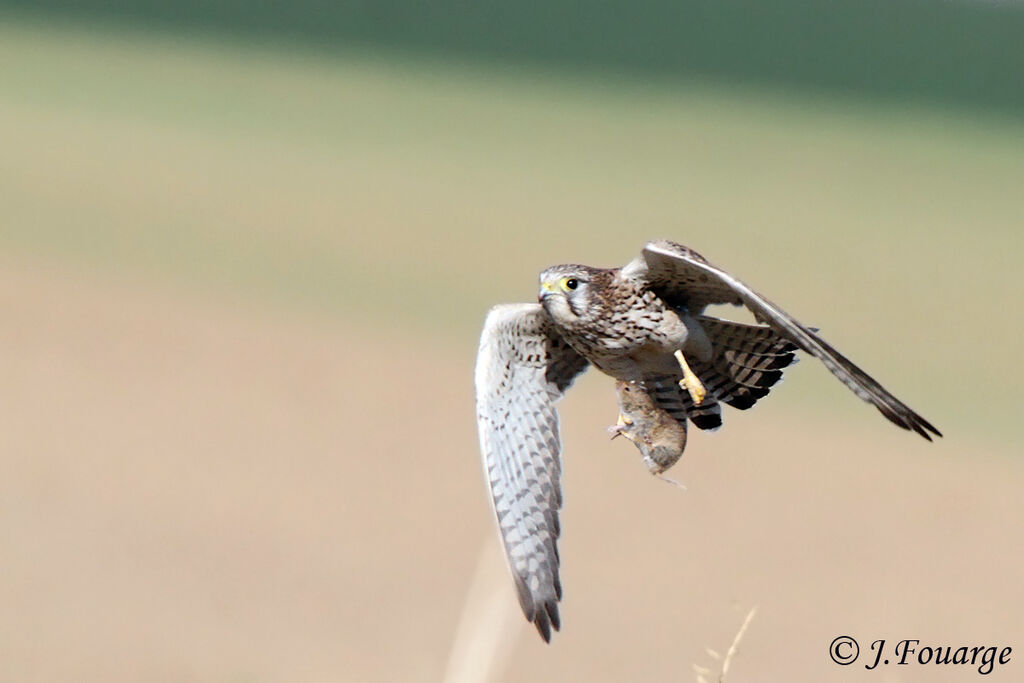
left=474, top=303, right=588, bottom=642
left=622, top=239, right=941, bottom=440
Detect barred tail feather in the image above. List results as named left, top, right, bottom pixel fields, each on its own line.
left=698, top=317, right=801, bottom=411
left=639, top=319, right=802, bottom=432
left=644, top=373, right=722, bottom=431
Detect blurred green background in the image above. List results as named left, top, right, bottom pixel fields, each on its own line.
left=2, top=3, right=1022, bottom=682
left=2, top=3, right=1022, bottom=434
left=6, top=0, right=1024, bottom=114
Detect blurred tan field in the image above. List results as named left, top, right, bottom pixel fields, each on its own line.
left=2, top=18, right=1023, bottom=683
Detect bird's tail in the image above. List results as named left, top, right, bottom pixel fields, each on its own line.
left=644, top=317, right=801, bottom=432
left=644, top=373, right=723, bottom=431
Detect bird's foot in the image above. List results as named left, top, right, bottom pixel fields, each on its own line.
left=607, top=413, right=633, bottom=439
left=674, top=349, right=707, bottom=405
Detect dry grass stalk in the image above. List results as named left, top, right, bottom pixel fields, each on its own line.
left=694, top=606, right=758, bottom=683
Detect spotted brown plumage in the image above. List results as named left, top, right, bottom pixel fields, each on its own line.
left=475, top=240, right=940, bottom=642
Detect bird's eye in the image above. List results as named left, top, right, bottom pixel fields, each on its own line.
left=564, top=278, right=579, bottom=291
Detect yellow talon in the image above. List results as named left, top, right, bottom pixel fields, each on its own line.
left=674, top=349, right=707, bottom=405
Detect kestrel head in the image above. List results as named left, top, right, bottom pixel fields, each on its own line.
left=538, top=265, right=604, bottom=325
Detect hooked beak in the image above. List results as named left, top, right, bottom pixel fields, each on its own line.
left=538, top=280, right=557, bottom=302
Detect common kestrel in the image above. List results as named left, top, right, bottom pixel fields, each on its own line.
left=474, top=240, right=939, bottom=641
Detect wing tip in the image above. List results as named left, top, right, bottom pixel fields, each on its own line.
left=915, top=416, right=942, bottom=441
left=876, top=405, right=942, bottom=441
left=532, top=600, right=561, bottom=643
left=514, top=572, right=563, bottom=643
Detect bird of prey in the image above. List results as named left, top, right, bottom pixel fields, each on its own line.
left=474, top=240, right=940, bottom=642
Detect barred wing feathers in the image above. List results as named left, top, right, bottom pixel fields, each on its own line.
left=624, top=240, right=940, bottom=440
left=474, top=303, right=588, bottom=642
